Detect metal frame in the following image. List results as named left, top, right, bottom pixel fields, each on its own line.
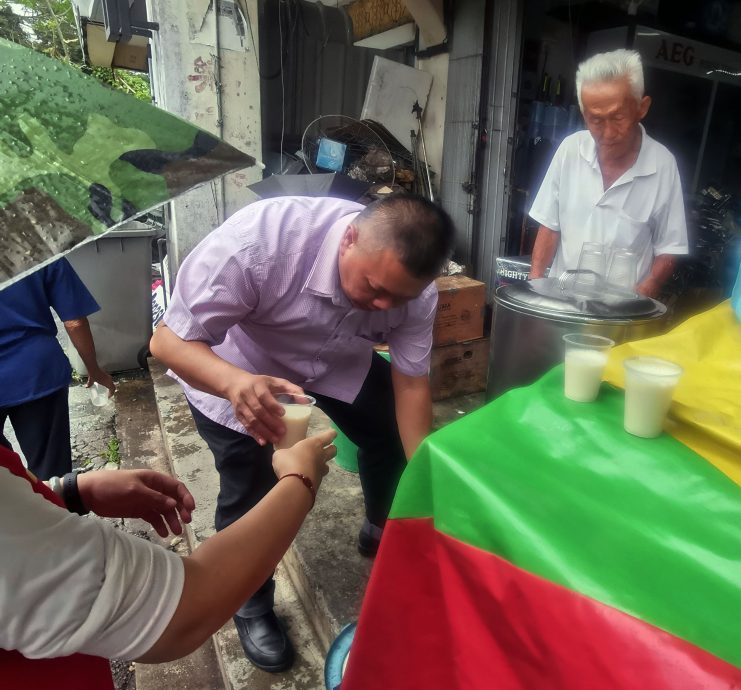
left=475, top=0, right=524, bottom=289
left=100, top=0, right=158, bottom=42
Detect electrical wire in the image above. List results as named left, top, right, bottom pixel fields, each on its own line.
left=279, top=0, right=285, bottom=172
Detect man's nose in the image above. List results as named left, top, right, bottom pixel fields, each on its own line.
left=603, top=122, right=619, bottom=140
left=372, top=296, right=394, bottom=310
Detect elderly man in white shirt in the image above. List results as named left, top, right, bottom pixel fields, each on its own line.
left=528, top=49, right=688, bottom=298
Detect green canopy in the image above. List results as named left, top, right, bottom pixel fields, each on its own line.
left=0, top=38, right=255, bottom=287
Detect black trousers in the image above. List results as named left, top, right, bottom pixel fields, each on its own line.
left=189, top=353, right=407, bottom=617
left=0, top=387, right=72, bottom=480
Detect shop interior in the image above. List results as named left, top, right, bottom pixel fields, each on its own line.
left=504, top=0, right=741, bottom=312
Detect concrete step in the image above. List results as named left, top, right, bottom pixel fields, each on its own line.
left=114, top=376, right=228, bottom=690
left=149, top=362, right=328, bottom=690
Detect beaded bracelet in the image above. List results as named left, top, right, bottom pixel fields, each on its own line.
left=278, top=472, right=316, bottom=508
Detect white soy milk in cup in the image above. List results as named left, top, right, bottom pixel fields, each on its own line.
left=563, top=334, right=614, bottom=402
left=623, top=357, right=683, bottom=438
left=274, top=394, right=316, bottom=450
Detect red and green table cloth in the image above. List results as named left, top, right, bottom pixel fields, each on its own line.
left=342, top=303, right=741, bottom=689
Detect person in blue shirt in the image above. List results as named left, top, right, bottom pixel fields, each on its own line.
left=0, top=259, right=115, bottom=479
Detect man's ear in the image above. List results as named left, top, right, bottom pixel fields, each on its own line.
left=638, top=95, right=652, bottom=121
left=339, top=224, right=357, bottom=255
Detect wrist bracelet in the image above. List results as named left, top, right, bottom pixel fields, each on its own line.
left=62, top=472, right=89, bottom=516
left=278, top=473, right=316, bottom=508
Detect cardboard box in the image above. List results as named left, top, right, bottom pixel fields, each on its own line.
left=434, top=275, right=486, bottom=346
left=430, top=337, right=489, bottom=401
left=495, top=255, right=531, bottom=288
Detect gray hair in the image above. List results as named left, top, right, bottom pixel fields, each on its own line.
left=575, top=49, right=644, bottom=110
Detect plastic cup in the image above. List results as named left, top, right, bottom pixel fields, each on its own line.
left=89, top=382, right=111, bottom=407
left=623, top=357, right=683, bottom=438
left=607, top=249, right=638, bottom=292
left=574, top=241, right=607, bottom=292
left=563, top=333, right=615, bottom=402
left=274, top=394, right=316, bottom=450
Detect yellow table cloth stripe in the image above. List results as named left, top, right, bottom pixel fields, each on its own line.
left=603, top=300, right=741, bottom=487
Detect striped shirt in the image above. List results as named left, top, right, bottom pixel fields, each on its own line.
left=164, top=196, right=437, bottom=433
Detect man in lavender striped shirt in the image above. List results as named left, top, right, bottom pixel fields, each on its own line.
left=151, top=194, right=454, bottom=672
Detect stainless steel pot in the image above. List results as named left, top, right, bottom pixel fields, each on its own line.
left=486, top=282, right=668, bottom=399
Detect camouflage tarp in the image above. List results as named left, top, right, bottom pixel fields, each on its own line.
left=0, top=38, right=255, bottom=287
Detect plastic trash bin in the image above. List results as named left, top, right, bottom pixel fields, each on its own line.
left=66, top=222, right=158, bottom=373
left=331, top=421, right=359, bottom=473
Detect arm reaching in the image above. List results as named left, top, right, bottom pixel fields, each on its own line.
left=137, top=429, right=336, bottom=663
left=76, top=470, right=196, bottom=538
left=529, top=225, right=560, bottom=279
left=150, top=324, right=303, bottom=445
left=391, top=368, right=433, bottom=460
left=637, top=254, right=677, bottom=299
left=64, top=317, right=115, bottom=396
left=3, top=430, right=336, bottom=662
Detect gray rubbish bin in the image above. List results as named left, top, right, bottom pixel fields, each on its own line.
left=66, top=223, right=157, bottom=373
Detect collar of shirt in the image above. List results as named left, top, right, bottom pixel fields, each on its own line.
left=303, top=212, right=359, bottom=309
left=578, top=123, right=657, bottom=186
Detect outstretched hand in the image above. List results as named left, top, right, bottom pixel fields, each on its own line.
left=272, top=428, right=337, bottom=492
left=77, top=469, right=196, bottom=538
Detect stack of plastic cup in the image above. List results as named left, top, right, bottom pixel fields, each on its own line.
left=607, top=249, right=638, bottom=292
left=574, top=242, right=607, bottom=293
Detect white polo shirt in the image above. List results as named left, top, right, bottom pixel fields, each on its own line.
left=529, top=125, right=688, bottom=283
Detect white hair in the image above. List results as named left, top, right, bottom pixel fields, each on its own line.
left=575, top=49, right=644, bottom=111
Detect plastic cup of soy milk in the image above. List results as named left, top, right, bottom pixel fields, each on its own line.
left=623, top=357, right=683, bottom=438
left=274, top=394, right=316, bottom=450
left=562, top=333, right=615, bottom=402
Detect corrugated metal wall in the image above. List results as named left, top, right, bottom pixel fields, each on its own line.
left=259, top=0, right=412, bottom=170
left=439, top=0, right=487, bottom=268
left=476, top=0, right=523, bottom=288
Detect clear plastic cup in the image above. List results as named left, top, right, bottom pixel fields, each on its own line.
left=274, top=394, right=316, bottom=450
left=89, top=381, right=111, bottom=407
left=574, top=242, right=607, bottom=292
left=623, top=357, right=683, bottom=438
left=607, top=249, right=638, bottom=292
left=563, top=333, right=615, bottom=402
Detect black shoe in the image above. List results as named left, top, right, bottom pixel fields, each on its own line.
left=232, top=611, right=295, bottom=672
left=357, top=518, right=384, bottom=558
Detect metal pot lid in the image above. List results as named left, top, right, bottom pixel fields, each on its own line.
left=496, top=278, right=666, bottom=320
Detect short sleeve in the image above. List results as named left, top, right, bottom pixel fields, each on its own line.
left=164, top=227, right=261, bottom=346
left=528, top=142, right=565, bottom=232
left=0, top=466, right=184, bottom=661
left=652, top=163, right=689, bottom=256
left=44, top=258, right=99, bottom=321
left=386, top=283, right=437, bottom=377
